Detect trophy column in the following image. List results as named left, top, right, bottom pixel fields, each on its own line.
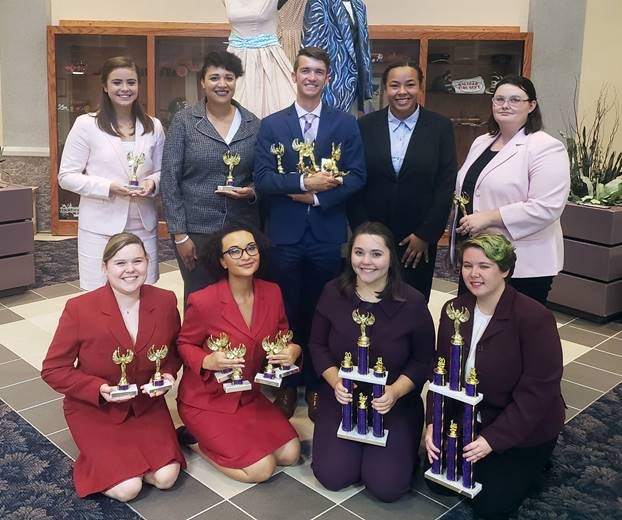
left=431, top=358, right=447, bottom=475
left=462, top=369, right=479, bottom=489
left=340, top=353, right=354, bottom=432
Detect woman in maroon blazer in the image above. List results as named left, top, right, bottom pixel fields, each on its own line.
left=425, top=233, right=564, bottom=519
left=42, top=233, right=185, bottom=501
left=175, top=225, right=302, bottom=483
left=310, top=221, right=436, bottom=502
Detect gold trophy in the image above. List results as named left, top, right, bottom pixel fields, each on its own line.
left=446, top=303, right=470, bottom=392
left=142, top=345, right=173, bottom=395
left=110, top=348, right=138, bottom=398
left=223, top=344, right=252, bottom=393
left=320, top=142, right=349, bottom=181
left=270, top=143, right=286, bottom=173
left=206, top=333, right=234, bottom=383
left=453, top=192, right=470, bottom=219
left=352, top=309, right=375, bottom=375
left=254, top=335, right=285, bottom=387
left=274, top=329, right=299, bottom=378
left=292, top=138, right=319, bottom=175
left=218, top=151, right=241, bottom=191
left=126, top=152, right=145, bottom=191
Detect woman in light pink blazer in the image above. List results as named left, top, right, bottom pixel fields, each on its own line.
left=59, top=56, right=165, bottom=290
left=452, top=75, right=570, bottom=304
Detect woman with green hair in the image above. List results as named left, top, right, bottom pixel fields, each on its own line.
left=425, top=232, right=564, bottom=519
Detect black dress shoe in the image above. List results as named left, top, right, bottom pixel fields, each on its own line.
left=274, top=387, right=297, bottom=419
left=176, top=426, right=197, bottom=447
left=306, top=391, right=319, bottom=423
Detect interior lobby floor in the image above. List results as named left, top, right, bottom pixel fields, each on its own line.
left=1, top=261, right=620, bottom=520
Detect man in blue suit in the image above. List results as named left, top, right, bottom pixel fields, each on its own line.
left=254, top=46, right=366, bottom=420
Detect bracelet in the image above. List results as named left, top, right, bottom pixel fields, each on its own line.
left=174, top=235, right=190, bottom=245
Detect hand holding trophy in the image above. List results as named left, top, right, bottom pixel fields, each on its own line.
left=223, top=344, right=252, bottom=393
left=217, top=151, right=241, bottom=192
left=125, top=152, right=145, bottom=191
left=254, top=329, right=299, bottom=387
left=206, top=333, right=234, bottom=383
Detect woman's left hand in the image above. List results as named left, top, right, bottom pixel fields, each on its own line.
left=268, top=343, right=302, bottom=367
left=131, top=179, right=156, bottom=198
left=463, top=435, right=492, bottom=463
left=142, top=373, right=175, bottom=398
left=371, top=384, right=399, bottom=415
left=215, top=186, right=256, bottom=200
left=456, top=209, right=501, bottom=236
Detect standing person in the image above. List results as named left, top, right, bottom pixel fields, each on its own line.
left=351, top=61, right=457, bottom=301
left=426, top=233, right=564, bottom=519
left=58, top=56, right=165, bottom=290
left=223, top=0, right=296, bottom=118
left=452, top=75, right=570, bottom=305
left=161, top=51, right=260, bottom=305
left=253, top=46, right=366, bottom=420
left=302, top=0, right=373, bottom=113
left=41, top=233, right=184, bottom=502
left=175, top=225, right=301, bottom=483
left=310, top=222, right=435, bottom=502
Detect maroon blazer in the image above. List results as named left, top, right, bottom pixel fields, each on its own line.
left=41, top=284, right=182, bottom=424
left=427, top=285, right=565, bottom=452
left=176, top=278, right=292, bottom=414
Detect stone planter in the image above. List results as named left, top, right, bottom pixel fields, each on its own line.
left=548, top=202, right=622, bottom=321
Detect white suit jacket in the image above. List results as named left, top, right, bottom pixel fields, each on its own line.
left=58, top=113, right=165, bottom=234
left=452, top=129, right=570, bottom=278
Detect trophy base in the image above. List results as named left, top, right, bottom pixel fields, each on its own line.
left=254, top=373, right=282, bottom=387
left=216, top=185, right=236, bottom=192
left=110, top=384, right=138, bottom=399
left=142, top=379, right=173, bottom=395
left=275, top=364, right=300, bottom=378
left=424, top=468, right=482, bottom=498
left=337, top=421, right=388, bottom=447
left=124, top=184, right=144, bottom=191
left=215, top=370, right=233, bottom=383
left=338, top=367, right=388, bottom=386
left=428, top=383, right=484, bottom=406
left=224, top=380, right=252, bottom=393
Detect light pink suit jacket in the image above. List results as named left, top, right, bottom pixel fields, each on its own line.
left=452, top=129, right=570, bottom=278
left=58, top=113, right=165, bottom=234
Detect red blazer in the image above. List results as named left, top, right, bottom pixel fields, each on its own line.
left=176, top=278, right=291, bottom=414
left=427, top=285, right=565, bottom=452
left=41, top=284, right=182, bottom=424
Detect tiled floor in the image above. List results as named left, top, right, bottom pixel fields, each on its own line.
left=1, top=263, right=621, bottom=520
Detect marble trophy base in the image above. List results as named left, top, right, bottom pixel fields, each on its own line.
left=337, top=421, right=388, bottom=447
left=254, top=372, right=283, bottom=387
left=224, top=380, right=252, bottom=393
left=338, top=366, right=388, bottom=386
left=276, top=364, right=299, bottom=378
left=216, top=185, right=236, bottom=192
left=424, top=468, right=482, bottom=498
left=428, top=383, right=484, bottom=406
left=110, top=384, right=138, bottom=399
left=215, top=370, right=232, bottom=383
left=124, top=184, right=143, bottom=192
left=142, top=379, right=173, bottom=394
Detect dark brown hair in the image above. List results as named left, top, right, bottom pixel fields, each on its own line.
left=96, top=56, right=154, bottom=137
left=487, top=75, right=543, bottom=136
left=381, top=61, right=424, bottom=85
left=339, top=221, right=405, bottom=301
left=203, top=224, right=270, bottom=281
left=200, top=50, right=244, bottom=80
left=102, top=232, right=148, bottom=264
left=294, top=47, right=331, bottom=73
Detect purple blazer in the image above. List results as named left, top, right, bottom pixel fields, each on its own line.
left=427, top=285, right=565, bottom=452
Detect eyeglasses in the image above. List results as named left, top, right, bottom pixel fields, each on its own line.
left=222, top=243, right=259, bottom=259
left=492, top=96, right=531, bottom=108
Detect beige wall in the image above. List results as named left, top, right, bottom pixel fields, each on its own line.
left=577, top=0, right=622, bottom=151
left=50, top=0, right=529, bottom=29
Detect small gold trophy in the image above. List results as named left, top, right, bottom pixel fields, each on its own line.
left=126, top=152, right=145, bottom=191
left=274, top=329, right=299, bottom=377
left=254, top=335, right=285, bottom=387
left=110, top=348, right=138, bottom=398
left=320, top=142, right=349, bottom=181
left=218, top=151, right=241, bottom=191
left=446, top=303, right=470, bottom=391
left=206, top=333, right=233, bottom=383
left=292, top=138, right=319, bottom=175
left=341, top=352, right=353, bottom=372
left=352, top=309, right=375, bottom=375
left=270, top=142, right=285, bottom=173
left=453, top=192, right=470, bottom=219
left=142, top=345, right=173, bottom=395
left=223, top=344, right=252, bottom=393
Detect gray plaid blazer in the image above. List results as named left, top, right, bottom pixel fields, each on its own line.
left=161, top=100, right=261, bottom=235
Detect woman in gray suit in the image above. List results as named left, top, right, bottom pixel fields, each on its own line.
left=161, top=51, right=261, bottom=303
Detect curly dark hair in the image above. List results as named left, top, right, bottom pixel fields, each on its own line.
left=202, top=224, right=270, bottom=281
left=200, top=51, right=244, bottom=79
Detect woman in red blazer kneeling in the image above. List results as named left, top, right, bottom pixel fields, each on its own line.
left=42, top=233, right=185, bottom=501
left=425, top=233, right=564, bottom=519
left=175, top=225, right=302, bottom=483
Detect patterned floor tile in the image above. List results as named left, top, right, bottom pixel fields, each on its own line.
left=0, top=319, right=53, bottom=369
left=0, top=343, right=19, bottom=363
left=0, top=290, right=45, bottom=307
left=47, top=427, right=78, bottom=460
left=184, top=453, right=255, bottom=500
left=0, top=308, right=24, bottom=325
left=597, top=336, right=622, bottom=355
left=34, top=282, right=82, bottom=299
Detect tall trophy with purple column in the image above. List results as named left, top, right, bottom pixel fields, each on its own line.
left=223, top=345, right=252, bottom=393
left=340, top=353, right=354, bottom=432
left=425, top=306, right=483, bottom=498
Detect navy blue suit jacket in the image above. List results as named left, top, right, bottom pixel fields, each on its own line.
left=253, top=103, right=366, bottom=245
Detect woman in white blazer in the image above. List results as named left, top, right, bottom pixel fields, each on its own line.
left=59, top=56, right=165, bottom=290
left=452, top=75, right=570, bottom=304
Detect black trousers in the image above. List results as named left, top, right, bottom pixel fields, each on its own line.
left=172, top=232, right=217, bottom=308
left=457, top=275, right=553, bottom=306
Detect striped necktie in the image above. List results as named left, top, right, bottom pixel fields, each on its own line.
left=303, top=113, right=316, bottom=143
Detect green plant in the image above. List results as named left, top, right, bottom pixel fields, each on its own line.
left=561, top=85, right=622, bottom=206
